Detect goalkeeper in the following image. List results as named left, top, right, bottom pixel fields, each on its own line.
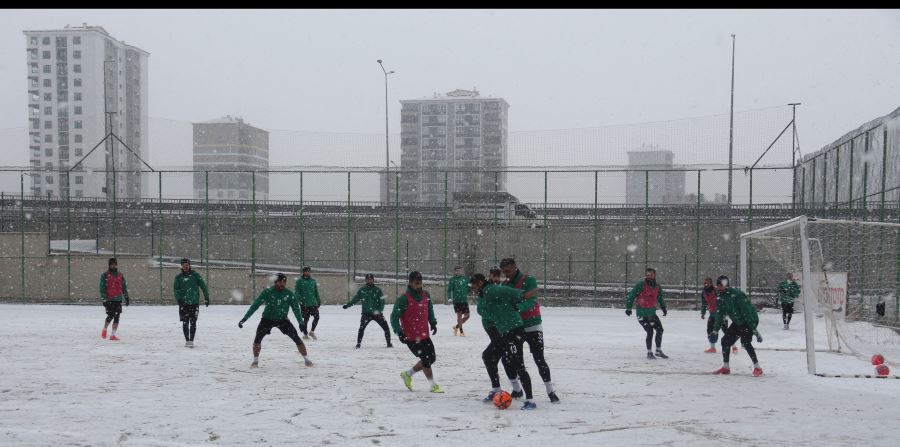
left=711, top=275, right=764, bottom=377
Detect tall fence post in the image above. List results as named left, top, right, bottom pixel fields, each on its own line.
left=644, top=170, right=649, bottom=267
left=20, top=172, right=25, bottom=301
left=205, top=171, right=210, bottom=295
left=862, top=131, right=870, bottom=221
left=251, top=171, right=257, bottom=296
left=593, top=170, right=598, bottom=299
left=347, top=171, right=352, bottom=300
left=66, top=172, right=71, bottom=300
left=543, top=171, right=548, bottom=296
left=880, top=129, right=888, bottom=222
left=395, top=171, right=400, bottom=298
left=299, top=171, right=304, bottom=266
left=46, top=191, right=51, bottom=255
left=848, top=139, right=855, bottom=213
left=493, top=171, right=499, bottom=266
left=158, top=172, right=163, bottom=302
left=443, top=171, right=448, bottom=291
left=695, top=170, right=701, bottom=295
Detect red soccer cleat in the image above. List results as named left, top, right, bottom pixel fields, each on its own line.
left=109, top=335, right=120, bottom=341
left=752, top=367, right=763, bottom=377
left=704, top=347, right=717, bottom=353
left=713, top=367, right=731, bottom=375
left=101, top=328, right=107, bottom=339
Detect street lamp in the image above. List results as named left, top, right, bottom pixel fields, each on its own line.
left=377, top=59, right=395, bottom=203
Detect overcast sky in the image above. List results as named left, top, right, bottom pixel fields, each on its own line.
left=0, top=9, right=897, bottom=200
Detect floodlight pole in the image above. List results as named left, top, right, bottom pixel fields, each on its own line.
left=727, top=34, right=736, bottom=205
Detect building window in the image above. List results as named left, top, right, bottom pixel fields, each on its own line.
left=44, top=121, right=52, bottom=129
left=73, top=50, right=81, bottom=59
left=46, top=176, right=54, bottom=184
left=75, top=176, right=83, bottom=185
left=73, top=64, right=81, bottom=73
left=43, top=65, right=51, bottom=74
left=42, top=50, right=51, bottom=59
left=44, top=161, right=53, bottom=169
left=30, top=63, right=38, bottom=74
left=30, top=119, right=39, bottom=129
left=30, top=36, right=38, bottom=46
left=74, top=120, right=82, bottom=129
left=42, top=37, right=50, bottom=45
left=73, top=92, right=81, bottom=101
left=31, top=134, right=41, bottom=144
left=73, top=36, right=81, bottom=45
left=44, top=106, right=52, bottom=115
left=73, top=78, right=82, bottom=87
left=74, top=148, right=82, bottom=156
left=44, top=134, right=52, bottom=143
left=43, top=79, right=51, bottom=87
left=43, top=93, right=52, bottom=101
left=45, top=147, right=53, bottom=157
left=74, top=106, right=82, bottom=115
left=74, top=134, right=82, bottom=143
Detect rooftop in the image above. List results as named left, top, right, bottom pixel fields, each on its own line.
left=23, top=23, right=150, bottom=55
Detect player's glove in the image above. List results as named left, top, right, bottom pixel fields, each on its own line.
left=238, top=319, right=245, bottom=329
left=342, top=304, right=350, bottom=309
left=701, top=312, right=706, bottom=319
left=625, top=309, right=632, bottom=316
left=431, top=323, right=437, bottom=335
left=754, top=330, right=763, bottom=343
left=205, top=299, right=210, bottom=307
left=397, top=331, right=407, bottom=343
left=662, top=308, right=668, bottom=317
left=124, top=298, right=130, bottom=307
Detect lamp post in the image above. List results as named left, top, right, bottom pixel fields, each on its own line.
left=377, top=59, right=395, bottom=204
left=727, top=34, right=735, bottom=205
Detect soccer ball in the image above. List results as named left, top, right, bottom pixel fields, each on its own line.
left=875, top=364, right=890, bottom=377
left=493, top=390, right=513, bottom=409
left=871, top=354, right=885, bottom=366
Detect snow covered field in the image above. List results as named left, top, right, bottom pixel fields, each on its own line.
left=1, top=303, right=899, bottom=446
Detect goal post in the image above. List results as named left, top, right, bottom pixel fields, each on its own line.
left=741, top=216, right=900, bottom=376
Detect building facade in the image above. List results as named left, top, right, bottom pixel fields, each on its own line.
left=396, top=89, right=509, bottom=203
left=192, top=116, right=269, bottom=200
left=23, top=24, right=149, bottom=198
left=625, top=148, right=688, bottom=205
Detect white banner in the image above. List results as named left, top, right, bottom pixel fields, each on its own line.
left=793, top=271, right=848, bottom=319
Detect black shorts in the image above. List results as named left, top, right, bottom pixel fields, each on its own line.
left=406, top=338, right=437, bottom=368
left=453, top=302, right=470, bottom=314
left=179, top=304, right=200, bottom=322
left=103, top=301, right=122, bottom=318
left=254, top=318, right=303, bottom=345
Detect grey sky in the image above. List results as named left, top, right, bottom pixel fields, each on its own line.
left=0, top=9, right=898, bottom=201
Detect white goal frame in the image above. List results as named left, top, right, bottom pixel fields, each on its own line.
left=740, top=215, right=900, bottom=376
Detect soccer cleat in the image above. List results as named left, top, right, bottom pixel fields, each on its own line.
left=713, top=366, right=731, bottom=375
left=310, top=332, right=317, bottom=340
left=646, top=351, right=656, bottom=359
left=482, top=390, right=498, bottom=402
left=303, top=358, right=314, bottom=367
left=704, top=347, right=717, bottom=353
left=521, top=401, right=537, bottom=410
left=401, top=371, right=413, bottom=391
left=452, top=325, right=459, bottom=336
left=101, top=328, right=107, bottom=339
left=459, top=331, right=466, bottom=337
left=510, top=390, right=524, bottom=399
left=430, top=384, right=444, bottom=393
left=185, top=341, right=191, bottom=347
left=250, top=360, right=259, bottom=368
left=355, top=344, right=361, bottom=349
left=386, top=342, right=393, bottom=348
left=303, top=334, right=311, bottom=340
left=752, top=367, right=763, bottom=377
left=548, top=392, right=560, bottom=403
left=109, top=335, right=120, bottom=341
left=655, top=350, right=669, bottom=359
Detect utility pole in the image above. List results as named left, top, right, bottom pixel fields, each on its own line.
left=377, top=59, right=395, bottom=204
left=789, top=103, right=801, bottom=210
left=727, top=34, right=736, bottom=205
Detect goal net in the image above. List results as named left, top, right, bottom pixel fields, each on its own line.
left=741, top=216, right=900, bottom=376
